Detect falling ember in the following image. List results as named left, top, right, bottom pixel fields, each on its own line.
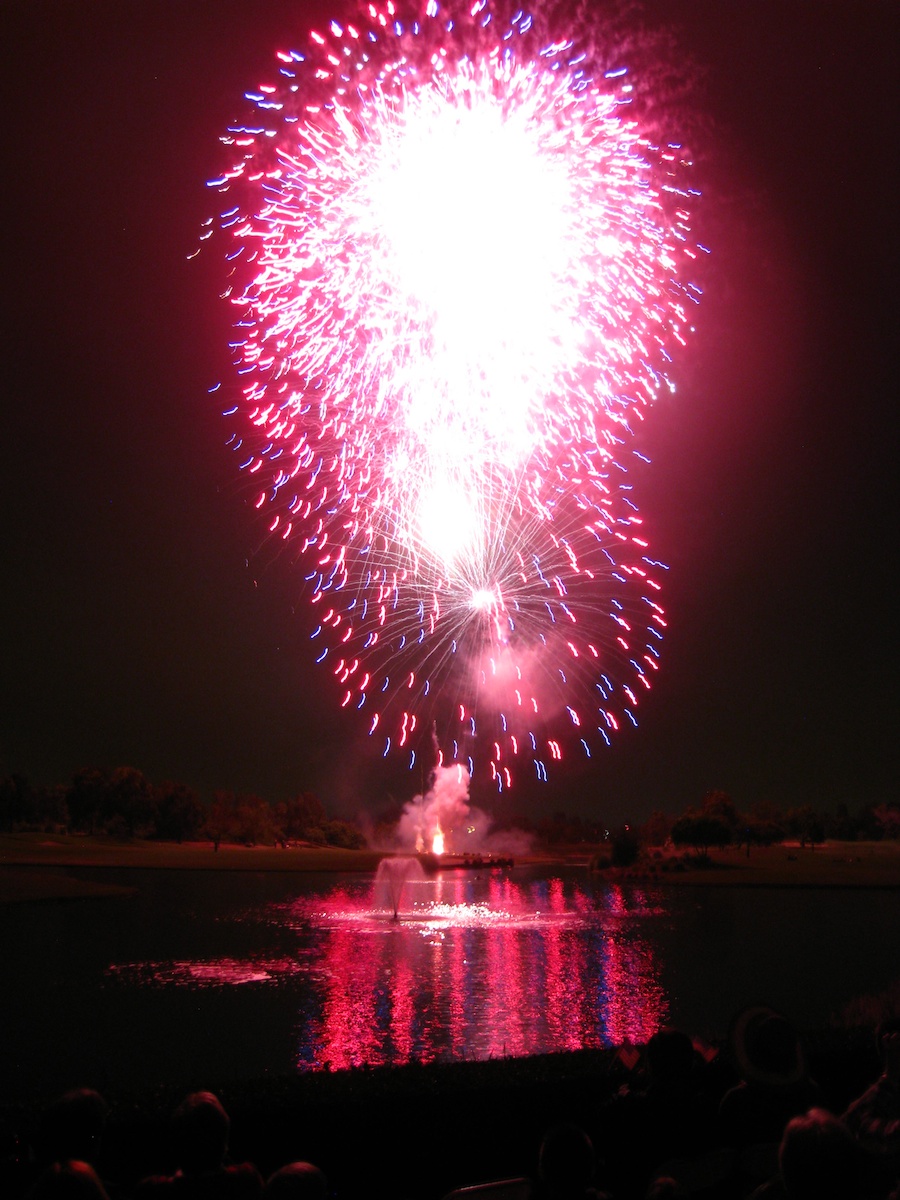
left=210, top=0, right=703, bottom=789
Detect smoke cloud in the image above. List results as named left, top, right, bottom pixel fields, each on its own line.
left=397, top=763, right=472, bottom=852
left=391, top=761, right=534, bottom=856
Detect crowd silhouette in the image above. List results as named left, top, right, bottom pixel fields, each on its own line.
left=7, top=1012, right=900, bottom=1200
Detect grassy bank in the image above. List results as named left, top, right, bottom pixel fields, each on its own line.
left=1, top=834, right=898, bottom=903
left=0, top=833, right=387, bottom=903
left=0, top=831, right=383, bottom=869
left=618, top=840, right=900, bottom=888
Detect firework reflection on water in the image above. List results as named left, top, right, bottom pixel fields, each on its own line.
left=110, top=870, right=668, bottom=1069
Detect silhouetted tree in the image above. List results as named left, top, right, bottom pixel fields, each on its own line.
left=855, top=802, right=887, bottom=841
left=872, top=803, right=900, bottom=840
left=273, top=792, right=327, bottom=841
left=67, top=767, right=110, bottom=834
left=102, top=766, right=155, bottom=837
left=785, top=805, right=825, bottom=848
left=700, top=789, right=739, bottom=834
left=610, top=826, right=640, bottom=867
left=233, top=794, right=276, bottom=845
left=34, top=783, right=69, bottom=830
left=533, top=810, right=613, bottom=845
left=671, top=811, right=732, bottom=857
left=0, top=773, right=36, bottom=830
left=744, top=818, right=785, bottom=847
left=640, top=810, right=674, bottom=847
left=204, top=790, right=238, bottom=849
left=154, top=781, right=204, bottom=842
left=321, top=819, right=367, bottom=849
left=828, top=802, right=858, bottom=841
left=303, top=823, right=328, bottom=846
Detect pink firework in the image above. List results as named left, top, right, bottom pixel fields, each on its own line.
left=209, top=0, right=701, bottom=790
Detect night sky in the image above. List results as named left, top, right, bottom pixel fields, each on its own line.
left=1, top=1, right=896, bottom=826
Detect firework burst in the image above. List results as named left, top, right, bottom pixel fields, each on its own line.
left=207, top=0, right=701, bottom=790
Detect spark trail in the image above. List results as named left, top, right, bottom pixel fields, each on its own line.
left=207, top=0, right=702, bottom=790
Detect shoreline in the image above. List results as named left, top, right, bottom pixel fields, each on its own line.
left=0, top=1028, right=885, bottom=1200
left=1, top=833, right=899, bottom=903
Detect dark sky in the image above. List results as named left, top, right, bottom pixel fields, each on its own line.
left=1, top=1, right=896, bottom=825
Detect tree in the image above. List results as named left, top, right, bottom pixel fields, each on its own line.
left=67, top=767, right=110, bottom=834
left=204, top=791, right=238, bottom=849
left=610, top=826, right=640, bottom=867
left=743, top=818, right=785, bottom=848
left=102, top=767, right=155, bottom=837
left=640, top=810, right=674, bottom=847
left=233, top=794, right=276, bottom=845
left=33, top=783, right=69, bottom=831
left=873, top=803, right=900, bottom=840
left=322, top=819, right=367, bottom=849
left=0, top=774, right=37, bottom=830
left=154, top=781, right=204, bottom=842
left=828, top=802, right=859, bottom=841
left=856, top=803, right=887, bottom=841
left=785, top=805, right=825, bottom=849
left=273, top=792, right=326, bottom=841
left=671, top=810, right=732, bottom=857
left=700, top=790, right=739, bottom=835
left=538, top=811, right=600, bottom=844
left=303, top=822, right=328, bottom=846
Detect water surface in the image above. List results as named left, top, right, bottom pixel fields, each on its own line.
left=1, top=865, right=896, bottom=1100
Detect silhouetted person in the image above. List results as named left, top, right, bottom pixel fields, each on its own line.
left=28, top=1160, right=110, bottom=1200
left=719, top=1007, right=820, bottom=1148
left=136, top=1091, right=262, bottom=1200
left=537, top=1123, right=611, bottom=1200
left=263, top=1162, right=328, bottom=1200
left=842, top=1016, right=900, bottom=1164
left=637, top=1028, right=717, bottom=1157
left=37, top=1090, right=108, bottom=1169
left=600, top=1028, right=717, bottom=1195
left=748, top=1108, right=884, bottom=1200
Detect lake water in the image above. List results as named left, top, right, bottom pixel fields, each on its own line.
left=2, top=864, right=897, bottom=1101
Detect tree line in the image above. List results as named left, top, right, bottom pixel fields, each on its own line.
left=650, top=790, right=900, bottom=853
left=0, top=767, right=366, bottom=849
left=516, top=789, right=900, bottom=856
left=2, top=769, right=897, bottom=855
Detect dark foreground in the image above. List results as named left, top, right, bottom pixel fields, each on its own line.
left=0, top=1027, right=888, bottom=1200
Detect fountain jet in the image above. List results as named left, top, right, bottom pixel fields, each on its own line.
left=374, top=856, right=427, bottom=920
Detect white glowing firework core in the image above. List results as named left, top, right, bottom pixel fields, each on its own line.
left=361, top=62, right=581, bottom=461
left=218, top=0, right=699, bottom=787
left=415, top=474, right=480, bottom=564
left=359, top=63, right=603, bottom=571
left=371, top=77, right=571, bottom=356
left=470, top=588, right=496, bottom=612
